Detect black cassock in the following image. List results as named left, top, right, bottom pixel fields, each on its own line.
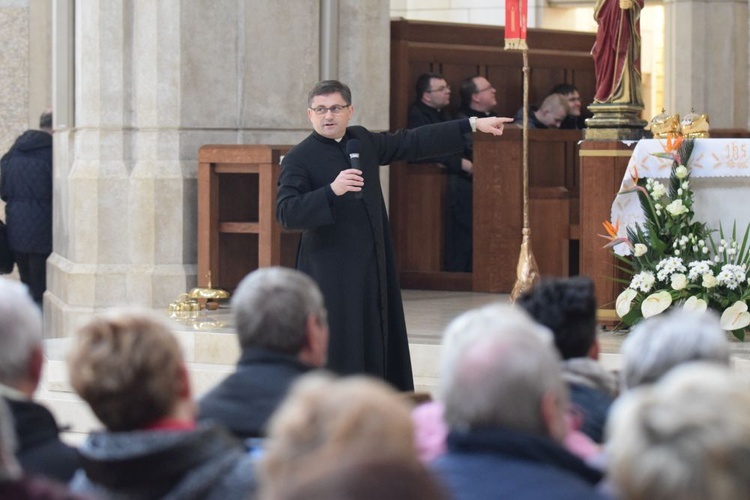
left=276, top=121, right=465, bottom=390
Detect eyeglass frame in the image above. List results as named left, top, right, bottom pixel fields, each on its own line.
left=309, top=104, right=351, bottom=116
left=426, top=85, right=450, bottom=93
left=474, top=85, right=495, bottom=94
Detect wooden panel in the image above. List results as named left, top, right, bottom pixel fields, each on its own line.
left=197, top=145, right=293, bottom=292
left=579, top=141, right=634, bottom=309
left=389, top=19, right=594, bottom=291
left=391, top=162, right=446, bottom=271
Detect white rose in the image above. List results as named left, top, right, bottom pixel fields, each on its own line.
left=702, top=274, right=717, bottom=288
left=671, top=273, right=688, bottom=290
left=616, top=288, right=638, bottom=318
left=633, top=244, right=648, bottom=257
left=665, top=199, right=689, bottom=217
left=675, top=165, right=688, bottom=179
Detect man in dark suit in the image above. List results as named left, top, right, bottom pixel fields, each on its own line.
left=198, top=267, right=330, bottom=439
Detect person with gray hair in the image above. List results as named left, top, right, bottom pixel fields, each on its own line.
left=619, top=309, right=730, bottom=390
left=607, top=362, right=750, bottom=500
left=432, top=304, right=606, bottom=500
left=198, top=266, right=330, bottom=440
left=0, top=277, right=79, bottom=482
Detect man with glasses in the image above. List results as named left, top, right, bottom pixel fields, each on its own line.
left=445, top=76, right=500, bottom=272
left=407, top=73, right=475, bottom=272
left=276, top=80, right=511, bottom=391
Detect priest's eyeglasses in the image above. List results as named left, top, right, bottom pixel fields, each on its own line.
left=310, top=104, right=350, bottom=115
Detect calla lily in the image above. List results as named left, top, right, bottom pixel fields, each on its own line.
left=616, top=288, right=638, bottom=318
left=683, top=296, right=707, bottom=314
left=720, top=301, right=750, bottom=331
left=641, top=291, right=672, bottom=318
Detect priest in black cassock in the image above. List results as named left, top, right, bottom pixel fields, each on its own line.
left=276, top=80, right=511, bottom=391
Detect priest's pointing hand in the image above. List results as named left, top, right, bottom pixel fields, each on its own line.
left=476, top=116, right=514, bottom=136
left=331, top=168, right=364, bottom=196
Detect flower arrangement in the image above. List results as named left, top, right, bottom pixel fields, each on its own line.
left=603, top=137, right=750, bottom=340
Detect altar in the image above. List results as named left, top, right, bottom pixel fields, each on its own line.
left=612, top=139, right=750, bottom=250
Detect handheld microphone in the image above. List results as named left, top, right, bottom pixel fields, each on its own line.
left=346, top=139, right=362, bottom=200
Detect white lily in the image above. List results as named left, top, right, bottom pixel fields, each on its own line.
left=683, top=296, right=707, bottom=314
left=616, top=288, right=638, bottom=318
left=720, top=301, right=750, bottom=331
left=641, top=291, right=673, bottom=318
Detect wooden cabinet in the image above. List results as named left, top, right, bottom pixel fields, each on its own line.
left=197, top=145, right=298, bottom=292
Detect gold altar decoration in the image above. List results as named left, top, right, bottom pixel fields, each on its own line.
left=509, top=49, right=540, bottom=301
left=188, top=271, right=230, bottom=310
left=167, top=293, right=201, bottom=319
left=644, top=109, right=680, bottom=138
left=681, top=110, right=710, bottom=138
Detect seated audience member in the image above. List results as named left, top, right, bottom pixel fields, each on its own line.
left=619, top=309, right=730, bottom=390
left=407, top=72, right=476, bottom=172
left=513, top=93, right=569, bottom=129
left=0, top=277, right=79, bottom=482
left=607, top=363, right=750, bottom=500
left=68, top=310, right=256, bottom=499
left=517, top=277, right=618, bottom=443
left=0, top=398, right=87, bottom=500
left=549, top=83, right=586, bottom=129
left=432, top=304, right=606, bottom=500
left=259, top=373, right=421, bottom=499
left=199, top=267, right=329, bottom=439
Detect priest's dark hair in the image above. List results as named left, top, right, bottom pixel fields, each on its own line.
left=415, top=72, right=445, bottom=101
left=516, top=276, right=597, bottom=360
left=548, top=83, right=578, bottom=96
left=308, top=80, right=352, bottom=107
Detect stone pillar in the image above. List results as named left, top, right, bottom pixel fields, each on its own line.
left=664, top=0, right=749, bottom=128
left=47, top=0, right=390, bottom=337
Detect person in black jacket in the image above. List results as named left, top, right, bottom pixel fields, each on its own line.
left=276, top=80, right=511, bottom=391
left=517, top=277, right=619, bottom=444
left=198, top=267, right=330, bottom=439
left=0, top=277, right=79, bottom=482
left=0, top=110, right=53, bottom=307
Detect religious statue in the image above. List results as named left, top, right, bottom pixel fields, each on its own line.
left=592, top=0, right=644, bottom=106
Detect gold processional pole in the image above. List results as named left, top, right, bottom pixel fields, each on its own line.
left=509, top=51, right=539, bottom=301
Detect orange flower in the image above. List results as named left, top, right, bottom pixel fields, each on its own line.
left=603, top=219, right=619, bottom=239
left=665, top=133, right=684, bottom=153
left=600, top=218, right=633, bottom=250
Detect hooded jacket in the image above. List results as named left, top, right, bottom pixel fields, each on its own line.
left=70, top=423, right=256, bottom=500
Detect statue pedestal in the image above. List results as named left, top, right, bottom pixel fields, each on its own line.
left=584, top=103, right=650, bottom=140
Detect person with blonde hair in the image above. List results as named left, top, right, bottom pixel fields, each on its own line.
left=68, top=310, right=256, bottom=499
left=607, top=362, right=750, bottom=500
left=259, top=372, right=420, bottom=499
left=513, top=93, right=570, bottom=129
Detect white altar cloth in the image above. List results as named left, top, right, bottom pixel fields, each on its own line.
left=611, top=139, right=750, bottom=253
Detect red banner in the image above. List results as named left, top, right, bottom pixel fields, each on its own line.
left=505, top=0, right=528, bottom=50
